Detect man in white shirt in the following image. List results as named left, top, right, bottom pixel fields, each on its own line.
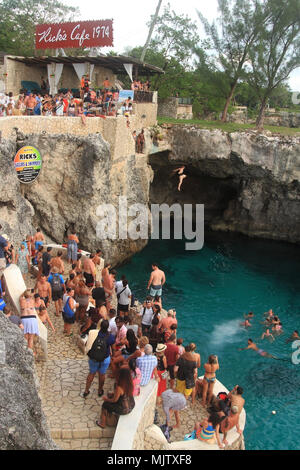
left=116, top=279, right=131, bottom=316
left=108, top=308, right=118, bottom=337
left=139, top=296, right=155, bottom=337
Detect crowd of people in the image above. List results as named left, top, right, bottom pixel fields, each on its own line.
left=0, top=75, right=151, bottom=126
left=0, top=226, right=248, bottom=447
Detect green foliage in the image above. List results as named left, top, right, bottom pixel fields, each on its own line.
left=246, top=0, right=300, bottom=127
left=0, top=0, right=79, bottom=56
left=157, top=116, right=300, bottom=136
left=197, top=0, right=270, bottom=120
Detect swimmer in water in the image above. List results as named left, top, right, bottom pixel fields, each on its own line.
left=286, top=330, right=300, bottom=343
left=261, top=329, right=275, bottom=342
left=244, top=311, right=254, bottom=320
left=239, top=339, right=278, bottom=359
left=272, top=322, right=283, bottom=335
left=240, top=319, right=251, bottom=328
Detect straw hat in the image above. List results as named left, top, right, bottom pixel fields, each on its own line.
left=156, top=343, right=167, bottom=353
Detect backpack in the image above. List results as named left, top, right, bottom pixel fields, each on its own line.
left=50, top=273, right=62, bottom=293
left=117, top=286, right=127, bottom=301
left=63, top=297, right=75, bottom=318
left=87, top=333, right=109, bottom=362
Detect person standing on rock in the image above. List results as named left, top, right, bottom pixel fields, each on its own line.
left=35, top=274, right=52, bottom=308
left=19, top=289, right=39, bottom=352
left=62, top=288, right=78, bottom=337
left=102, top=266, right=117, bottom=311
left=83, top=254, right=96, bottom=288
left=42, top=246, right=52, bottom=277
left=15, top=242, right=31, bottom=279
left=92, top=249, right=104, bottom=284
left=48, top=267, right=65, bottom=317
left=83, top=319, right=115, bottom=398
left=67, top=231, right=79, bottom=264
left=50, top=250, right=65, bottom=275
left=33, top=228, right=45, bottom=251
left=147, top=263, right=166, bottom=300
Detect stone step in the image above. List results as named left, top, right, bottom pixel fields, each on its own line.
left=55, top=437, right=114, bottom=451
left=51, top=426, right=116, bottom=440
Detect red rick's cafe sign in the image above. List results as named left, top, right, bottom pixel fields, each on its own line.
left=35, top=20, right=114, bottom=49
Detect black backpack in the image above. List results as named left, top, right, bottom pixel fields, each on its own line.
left=50, top=273, right=62, bottom=293
left=87, top=333, right=109, bottom=362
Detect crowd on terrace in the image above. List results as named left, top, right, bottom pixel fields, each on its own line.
left=0, top=227, right=247, bottom=448
left=0, top=75, right=151, bottom=124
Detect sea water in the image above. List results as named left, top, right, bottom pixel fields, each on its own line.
left=122, top=232, right=300, bottom=450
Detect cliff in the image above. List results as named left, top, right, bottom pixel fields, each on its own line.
left=0, top=129, right=153, bottom=266
left=0, top=313, right=57, bottom=449
left=150, top=126, right=300, bottom=244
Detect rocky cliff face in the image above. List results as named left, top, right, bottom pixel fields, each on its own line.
left=150, top=126, right=300, bottom=244
left=0, top=314, right=57, bottom=449
left=0, top=130, right=153, bottom=265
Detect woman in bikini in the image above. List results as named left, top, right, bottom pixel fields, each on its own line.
left=19, top=290, right=39, bottom=352
left=202, top=355, right=219, bottom=408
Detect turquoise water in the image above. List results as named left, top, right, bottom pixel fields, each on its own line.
left=122, top=232, right=300, bottom=450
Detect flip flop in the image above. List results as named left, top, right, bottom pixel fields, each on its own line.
left=96, top=420, right=105, bottom=429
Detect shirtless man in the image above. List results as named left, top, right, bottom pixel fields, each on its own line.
left=261, top=328, right=275, bottom=341
left=83, top=254, right=95, bottom=287
left=92, top=249, right=104, bottom=284
left=24, top=93, right=37, bottom=115
left=102, top=265, right=116, bottom=311
left=50, top=250, right=65, bottom=274
left=239, top=339, right=277, bottom=359
left=228, top=385, right=245, bottom=415
left=220, top=405, right=243, bottom=446
left=240, top=319, right=251, bottom=328
left=147, top=263, right=166, bottom=300
left=35, top=275, right=52, bottom=308
left=33, top=228, right=45, bottom=251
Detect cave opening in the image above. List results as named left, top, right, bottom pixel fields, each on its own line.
left=148, top=151, right=241, bottom=229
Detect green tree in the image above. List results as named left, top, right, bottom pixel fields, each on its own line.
left=198, top=0, right=270, bottom=122
left=142, top=2, right=200, bottom=93
left=0, top=0, right=78, bottom=56
left=246, top=0, right=300, bottom=129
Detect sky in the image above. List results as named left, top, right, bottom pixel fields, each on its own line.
left=63, top=0, right=300, bottom=92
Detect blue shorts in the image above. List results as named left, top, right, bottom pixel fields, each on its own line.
left=88, top=355, right=111, bottom=374
left=150, top=286, right=162, bottom=297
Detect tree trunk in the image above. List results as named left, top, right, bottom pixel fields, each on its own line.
left=256, top=98, right=267, bottom=130
left=221, top=83, right=237, bottom=122
left=140, top=0, right=163, bottom=63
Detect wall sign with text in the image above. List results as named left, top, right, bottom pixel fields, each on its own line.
left=35, top=20, right=114, bottom=49
left=14, top=146, right=42, bottom=184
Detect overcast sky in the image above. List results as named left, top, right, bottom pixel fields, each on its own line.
left=64, top=0, right=300, bottom=91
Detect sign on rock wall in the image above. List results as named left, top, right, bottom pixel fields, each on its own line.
left=14, top=146, right=42, bottom=184
left=35, top=20, right=114, bottom=49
